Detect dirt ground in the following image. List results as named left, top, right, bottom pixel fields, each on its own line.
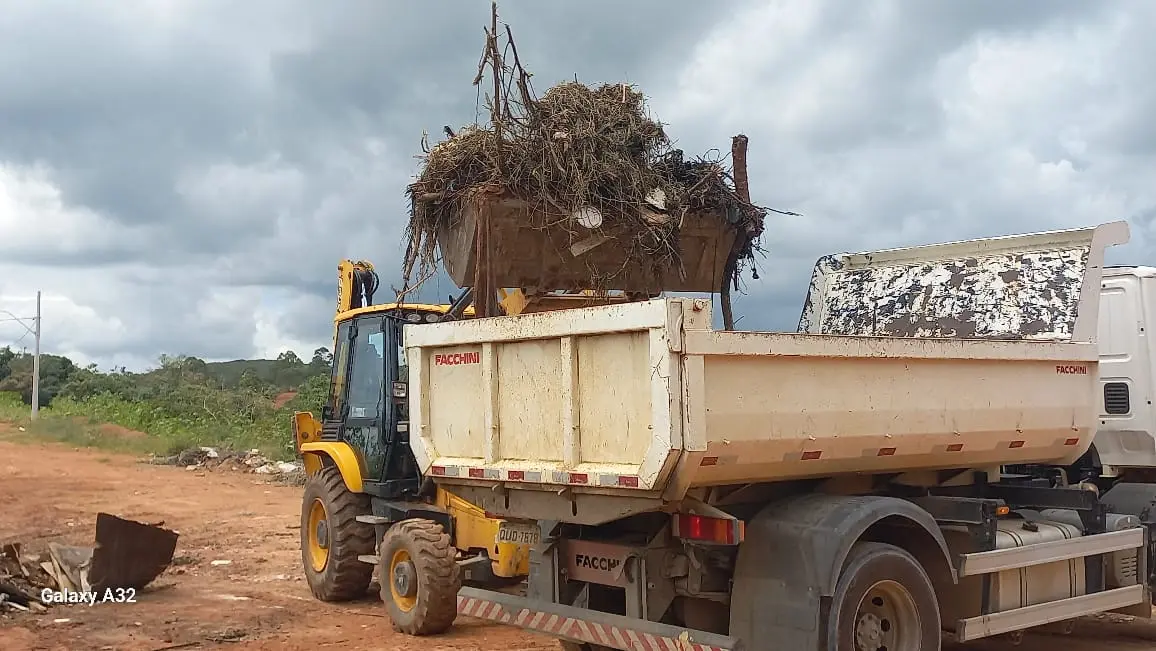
left=4, top=433, right=1156, bottom=651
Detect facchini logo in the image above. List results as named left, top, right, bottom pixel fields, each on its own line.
left=435, top=351, right=481, bottom=366
left=1055, top=365, right=1089, bottom=375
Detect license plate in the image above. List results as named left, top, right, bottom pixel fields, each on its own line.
left=496, top=521, right=541, bottom=546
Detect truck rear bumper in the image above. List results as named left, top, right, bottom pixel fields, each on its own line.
left=457, top=586, right=740, bottom=651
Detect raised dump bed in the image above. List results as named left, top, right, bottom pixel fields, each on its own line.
left=405, top=221, right=1127, bottom=524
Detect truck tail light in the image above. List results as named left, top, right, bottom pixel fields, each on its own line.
left=672, top=513, right=745, bottom=545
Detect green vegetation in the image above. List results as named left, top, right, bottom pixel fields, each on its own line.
left=0, top=346, right=333, bottom=460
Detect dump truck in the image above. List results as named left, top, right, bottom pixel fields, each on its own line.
left=379, top=220, right=1156, bottom=650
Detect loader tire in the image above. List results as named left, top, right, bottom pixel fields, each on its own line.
left=380, top=518, right=461, bottom=635
left=300, top=466, right=375, bottom=601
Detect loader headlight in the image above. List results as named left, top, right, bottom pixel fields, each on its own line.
left=392, top=381, right=407, bottom=399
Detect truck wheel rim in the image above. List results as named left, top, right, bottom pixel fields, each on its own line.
left=854, top=580, right=919, bottom=651
left=307, top=499, right=329, bottom=572
left=389, top=549, right=418, bottom=612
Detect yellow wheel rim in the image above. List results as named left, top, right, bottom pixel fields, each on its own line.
left=306, top=498, right=329, bottom=572
left=389, top=548, right=418, bottom=613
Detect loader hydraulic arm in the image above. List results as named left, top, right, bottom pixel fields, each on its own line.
left=336, top=260, right=380, bottom=316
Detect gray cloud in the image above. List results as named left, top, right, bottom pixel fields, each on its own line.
left=1, top=0, right=1153, bottom=366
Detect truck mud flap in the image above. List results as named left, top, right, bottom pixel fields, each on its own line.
left=457, top=586, right=740, bottom=651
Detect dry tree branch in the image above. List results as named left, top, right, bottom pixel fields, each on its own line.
left=400, top=2, right=794, bottom=302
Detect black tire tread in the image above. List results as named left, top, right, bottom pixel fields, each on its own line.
left=380, top=518, right=461, bottom=635
left=300, top=466, right=375, bottom=601
left=832, top=541, right=940, bottom=651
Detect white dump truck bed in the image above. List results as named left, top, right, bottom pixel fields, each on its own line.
left=406, top=221, right=1128, bottom=500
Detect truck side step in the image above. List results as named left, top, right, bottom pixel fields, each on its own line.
left=956, top=584, right=1146, bottom=642
left=456, top=586, right=739, bottom=651
left=957, top=527, right=1144, bottom=577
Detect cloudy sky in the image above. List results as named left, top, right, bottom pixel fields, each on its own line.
left=2, top=0, right=1154, bottom=370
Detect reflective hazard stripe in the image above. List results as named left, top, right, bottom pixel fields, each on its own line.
left=457, top=593, right=735, bottom=651
left=430, top=465, right=643, bottom=488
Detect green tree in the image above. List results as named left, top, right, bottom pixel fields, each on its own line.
left=238, top=368, right=264, bottom=392
left=0, top=351, right=77, bottom=406
left=182, top=356, right=208, bottom=375
left=276, top=350, right=302, bottom=366
left=310, top=346, right=332, bottom=371
left=0, top=346, right=15, bottom=382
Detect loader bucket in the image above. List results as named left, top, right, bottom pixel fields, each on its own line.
left=87, top=513, right=179, bottom=592
left=436, top=193, right=742, bottom=293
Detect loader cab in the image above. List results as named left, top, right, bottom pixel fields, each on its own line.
left=321, top=306, right=433, bottom=501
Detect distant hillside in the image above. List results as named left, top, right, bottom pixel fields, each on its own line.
left=0, top=346, right=334, bottom=408
left=203, top=349, right=332, bottom=391
left=204, top=358, right=279, bottom=383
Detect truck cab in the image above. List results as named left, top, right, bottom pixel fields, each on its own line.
left=1093, top=265, right=1156, bottom=478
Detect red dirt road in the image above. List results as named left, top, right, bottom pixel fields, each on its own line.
left=3, top=433, right=1156, bottom=650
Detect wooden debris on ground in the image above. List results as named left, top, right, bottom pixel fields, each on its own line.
left=1, top=513, right=180, bottom=615
left=0, top=542, right=56, bottom=613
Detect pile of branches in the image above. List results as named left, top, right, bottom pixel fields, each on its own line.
left=401, top=3, right=778, bottom=292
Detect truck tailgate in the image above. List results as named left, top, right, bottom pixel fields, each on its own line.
left=405, top=299, right=687, bottom=493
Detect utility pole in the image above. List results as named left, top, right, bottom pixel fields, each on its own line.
left=31, top=290, right=41, bottom=420
left=0, top=291, right=41, bottom=420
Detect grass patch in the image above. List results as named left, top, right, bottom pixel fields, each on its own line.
left=0, top=392, right=303, bottom=460
left=0, top=408, right=167, bottom=456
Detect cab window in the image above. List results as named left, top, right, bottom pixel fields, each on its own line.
left=346, top=318, right=384, bottom=419
left=327, top=321, right=351, bottom=419
left=396, top=321, right=408, bottom=383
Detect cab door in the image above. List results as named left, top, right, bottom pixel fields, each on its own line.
left=334, top=315, right=388, bottom=481
left=373, top=317, right=422, bottom=497
left=323, top=314, right=421, bottom=498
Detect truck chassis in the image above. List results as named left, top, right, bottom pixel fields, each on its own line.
left=441, top=476, right=1156, bottom=650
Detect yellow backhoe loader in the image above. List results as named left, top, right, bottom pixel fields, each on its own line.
left=293, top=260, right=654, bottom=632
left=293, top=260, right=527, bottom=634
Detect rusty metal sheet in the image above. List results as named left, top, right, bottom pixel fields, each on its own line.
left=798, top=222, right=1129, bottom=341
left=88, top=513, right=179, bottom=592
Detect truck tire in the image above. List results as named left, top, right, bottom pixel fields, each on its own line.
left=380, top=518, right=462, bottom=635
left=829, top=542, right=940, bottom=651
left=300, top=465, right=376, bottom=601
